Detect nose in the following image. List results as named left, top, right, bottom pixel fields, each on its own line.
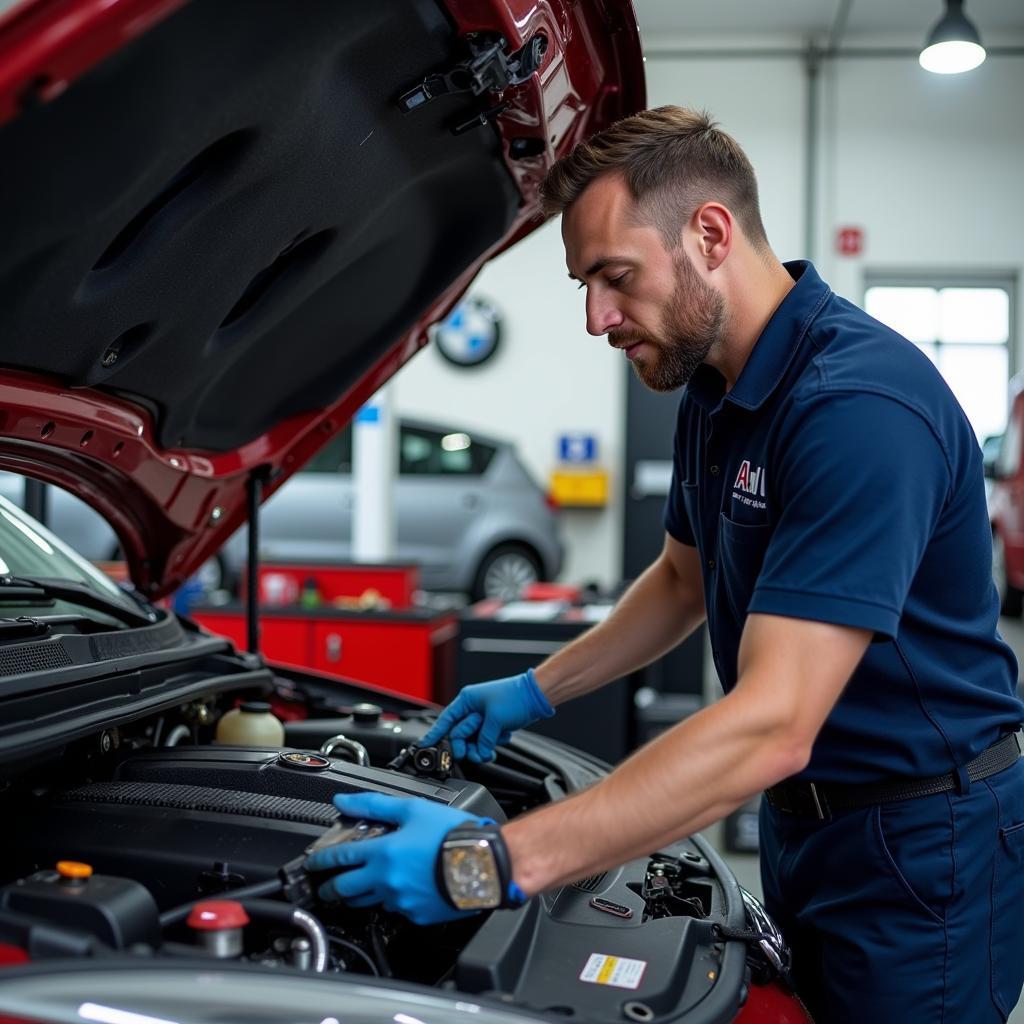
left=585, top=289, right=624, bottom=337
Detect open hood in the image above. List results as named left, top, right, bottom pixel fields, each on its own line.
left=0, top=0, right=644, bottom=597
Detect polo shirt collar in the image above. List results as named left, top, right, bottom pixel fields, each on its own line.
left=687, top=260, right=831, bottom=414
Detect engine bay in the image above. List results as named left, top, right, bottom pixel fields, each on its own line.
left=0, top=663, right=768, bottom=1023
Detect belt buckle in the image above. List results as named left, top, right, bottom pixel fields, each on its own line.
left=808, top=782, right=831, bottom=822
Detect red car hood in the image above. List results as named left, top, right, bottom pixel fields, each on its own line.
left=0, top=0, right=643, bottom=597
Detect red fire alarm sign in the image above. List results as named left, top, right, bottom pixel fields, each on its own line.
left=836, top=226, right=864, bottom=256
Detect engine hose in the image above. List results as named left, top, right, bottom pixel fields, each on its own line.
left=369, top=918, right=393, bottom=978
left=164, top=724, right=192, bottom=747
left=287, top=906, right=330, bottom=973
left=238, top=899, right=329, bottom=974
left=327, top=934, right=379, bottom=976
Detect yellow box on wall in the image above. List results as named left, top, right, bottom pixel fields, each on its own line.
left=549, top=468, right=609, bottom=508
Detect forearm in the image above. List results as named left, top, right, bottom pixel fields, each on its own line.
left=503, top=681, right=806, bottom=895
left=534, top=549, right=705, bottom=706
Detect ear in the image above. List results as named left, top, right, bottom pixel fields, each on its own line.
left=691, top=202, right=732, bottom=271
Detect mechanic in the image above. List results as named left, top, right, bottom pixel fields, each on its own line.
left=307, top=106, right=1024, bottom=1021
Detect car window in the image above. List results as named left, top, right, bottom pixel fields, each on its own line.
left=300, top=424, right=496, bottom=476
left=302, top=427, right=353, bottom=474
left=399, top=427, right=495, bottom=476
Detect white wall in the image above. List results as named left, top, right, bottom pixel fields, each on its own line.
left=820, top=46, right=1024, bottom=357
left=392, top=33, right=1024, bottom=589
left=644, top=51, right=807, bottom=262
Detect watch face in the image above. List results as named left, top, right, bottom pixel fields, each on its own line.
left=442, top=839, right=501, bottom=910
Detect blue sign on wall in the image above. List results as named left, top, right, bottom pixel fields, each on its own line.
left=559, top=434, right=598, bottom=464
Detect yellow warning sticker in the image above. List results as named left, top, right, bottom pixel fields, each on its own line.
left=579, top=953, right=647, bottom=990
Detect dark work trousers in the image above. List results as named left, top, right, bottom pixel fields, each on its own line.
left=759, top=759, right=1024, bottom=1022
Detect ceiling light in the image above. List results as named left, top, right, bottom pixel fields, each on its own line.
left=920, top=0, right=986, bottom=74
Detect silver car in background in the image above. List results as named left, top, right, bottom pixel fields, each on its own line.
left=0, top=419, right=564, bottom=601
left=223, top=418, right=564, bottom=599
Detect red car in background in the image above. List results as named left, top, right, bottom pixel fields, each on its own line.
left=0, top=1, right=806, bottom=1021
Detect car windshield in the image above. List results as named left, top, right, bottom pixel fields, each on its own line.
left=0, top=494, right=140, bottom=626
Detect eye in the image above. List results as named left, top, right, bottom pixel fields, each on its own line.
left=608, top=272, right=628, bottom=289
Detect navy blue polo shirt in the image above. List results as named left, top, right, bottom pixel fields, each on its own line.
left=664, top=261, right=1023, bottom=783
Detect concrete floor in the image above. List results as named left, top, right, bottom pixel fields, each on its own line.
left=712, top=613, right=1024, bottom=1021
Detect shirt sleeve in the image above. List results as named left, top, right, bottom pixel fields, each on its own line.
left=748, top=390, right=952, bottom=638
left=663, top=424, right=697, bottom=546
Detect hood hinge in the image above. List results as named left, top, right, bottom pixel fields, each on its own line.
left=398, top=32, right=548, bottom=118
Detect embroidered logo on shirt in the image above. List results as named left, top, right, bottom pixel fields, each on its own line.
left=733, top=460, right=767, bottom=510
left=733, top=460, right=766, bottom=497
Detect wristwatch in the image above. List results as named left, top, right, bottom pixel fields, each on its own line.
left=436, top=823, right=526, bottom=911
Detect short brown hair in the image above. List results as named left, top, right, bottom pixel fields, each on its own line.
left=540, top=105, right=769, bottom=252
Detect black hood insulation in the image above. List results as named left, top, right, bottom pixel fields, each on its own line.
left=0, top=0, right=520, bottom=450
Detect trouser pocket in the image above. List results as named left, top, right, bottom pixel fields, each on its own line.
left=992, top=819, right=1024, bottom=1019
left=874, top=798, right=951, bottom=925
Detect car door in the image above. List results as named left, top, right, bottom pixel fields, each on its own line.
left=257, top=428, right=354, bottom=563
left=394, top=425, right=490, bottom=587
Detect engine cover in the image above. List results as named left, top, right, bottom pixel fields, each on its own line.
left=457, top=848, right=727, bottom=1024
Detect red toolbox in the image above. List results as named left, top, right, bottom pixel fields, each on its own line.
left=192, top=604, right=457, bottom=702
left=252, top=561, right=420, bottom=610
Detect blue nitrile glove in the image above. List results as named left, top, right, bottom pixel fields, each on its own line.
left=420, top=669, right=554, bottom=764
left=306, top=792, right=490, bottom=925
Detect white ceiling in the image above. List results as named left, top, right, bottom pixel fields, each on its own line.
left=633, top=0, right=1024, bottom=40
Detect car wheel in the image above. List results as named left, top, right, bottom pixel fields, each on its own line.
left=993, top=529, right=1023, bottom=617
left=472, top=544, right=542, bottom=602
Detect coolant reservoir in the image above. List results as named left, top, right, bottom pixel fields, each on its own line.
left=215, top=701, right=285, bottom=746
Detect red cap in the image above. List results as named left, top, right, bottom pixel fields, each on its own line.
left=0, top=943, right=29, bottom=966
left=186, top=900, right=250, bottom=931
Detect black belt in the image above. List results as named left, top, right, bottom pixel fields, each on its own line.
left=764, top=732, right=1022, bottom=822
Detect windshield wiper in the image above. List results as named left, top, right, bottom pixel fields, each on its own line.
left=0, top=576, right=156, bottom=629
left=0, top=616, right=50, bottom=640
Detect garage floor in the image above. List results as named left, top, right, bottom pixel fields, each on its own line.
left=713, top=613, right=1024, bottom=1021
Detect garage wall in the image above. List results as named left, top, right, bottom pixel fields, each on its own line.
left=391, top=31, right=1024, bottom=590
left=644, top=49, right=808, bottom=263
left=820, top=44, right=1024, bottom=353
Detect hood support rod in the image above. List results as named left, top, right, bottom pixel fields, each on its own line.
left=245, top=469, right=267, bottom=654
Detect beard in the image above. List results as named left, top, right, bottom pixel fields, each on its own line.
left=609, top=251, right=726, bottom=393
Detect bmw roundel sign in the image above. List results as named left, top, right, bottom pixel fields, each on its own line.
left=434, top=296, right=502, bottom=368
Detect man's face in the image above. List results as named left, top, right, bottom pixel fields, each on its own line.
left=562, top=174, right=726, bottom=392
